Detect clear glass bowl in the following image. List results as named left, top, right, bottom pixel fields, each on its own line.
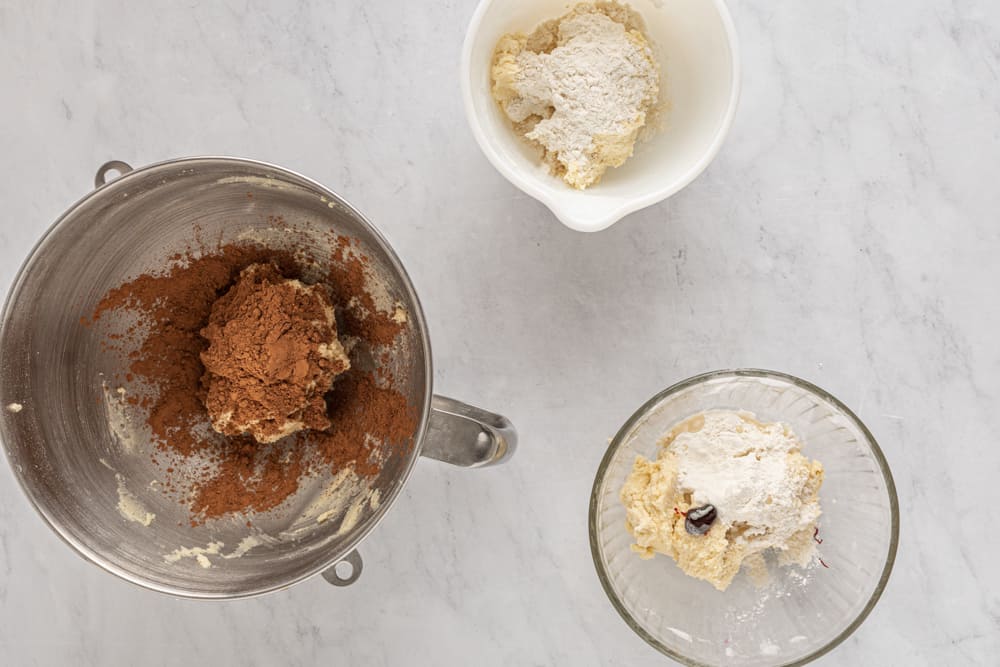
left=589, top=370, right=899, bottom=666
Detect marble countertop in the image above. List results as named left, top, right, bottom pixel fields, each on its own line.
left=1, top=0, right=997, bottom=664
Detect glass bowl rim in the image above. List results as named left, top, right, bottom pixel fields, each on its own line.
left=587, top=368, right=900, bottom=666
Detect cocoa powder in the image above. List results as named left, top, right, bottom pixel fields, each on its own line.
left=92, top=243, right=294, bottom=456
left=200, top=262, right=350, bottom=443
left=305, top=369, right=409, bottom=479
left=328, top=235, right=402, bottom=346
left=190, top=436, right=305, bottom=518
left=90, top=234, right=416, bottom=525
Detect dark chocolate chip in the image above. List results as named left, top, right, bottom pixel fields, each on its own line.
left=685, top=504, right=717, bottom=535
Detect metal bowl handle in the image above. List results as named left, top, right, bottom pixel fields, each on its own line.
left=321, top=549, right=363, bottom=587
left=420, top=395, right=516, bottom=468
left=95, top=160, right=134, bottom=188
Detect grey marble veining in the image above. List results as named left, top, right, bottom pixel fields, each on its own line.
left=1, top=0, right=998, bottom=664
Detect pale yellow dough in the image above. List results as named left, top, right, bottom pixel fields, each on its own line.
left=621, top=412, right=824, bottom=591
left=491, top=3, right=659, bottom=189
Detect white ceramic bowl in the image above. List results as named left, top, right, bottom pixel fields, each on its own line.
left=461, top=0, right=741, bottom=232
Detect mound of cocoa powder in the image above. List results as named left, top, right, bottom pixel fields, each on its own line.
left=89, top=232, right=417, bottom=525
left=200, top=262, right=351, bottom=443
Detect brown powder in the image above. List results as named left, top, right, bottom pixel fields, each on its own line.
left=305, top=369, right=413, bottom=479
left=327, top=235, right=402, bottom=346
left=89, top=233, right=416, bottom=525
left=200, top=262, right=350, bottom=443
left=91, top=244, right=293, bottom=456
left=190, top=437, right=305, bottom=519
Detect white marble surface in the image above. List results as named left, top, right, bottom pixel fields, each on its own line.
left=1, top=0, right=998, bottom=664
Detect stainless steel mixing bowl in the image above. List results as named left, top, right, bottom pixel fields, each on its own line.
left=0, top=156, right=516, bottom=598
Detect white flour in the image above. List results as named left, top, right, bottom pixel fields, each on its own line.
left=672, top=411, right=819, bottom=535
left=492, top=4, right=659, bottom=188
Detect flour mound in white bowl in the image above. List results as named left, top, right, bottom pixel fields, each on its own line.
left=491, top=2, right=660, bottom=189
